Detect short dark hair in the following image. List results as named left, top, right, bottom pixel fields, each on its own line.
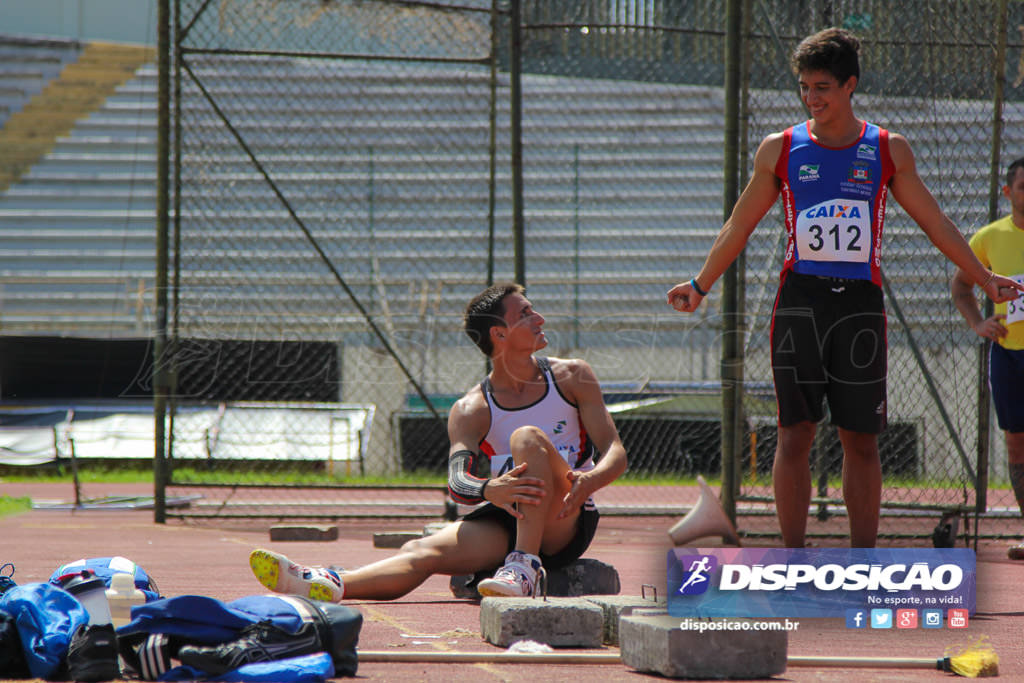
left=1007, top=157, right=1024, bottom=187
left=791, top=27, right=861, bottom=85
left=463, top=282, right=524, bottom=357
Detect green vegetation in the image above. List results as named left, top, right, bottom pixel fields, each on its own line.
left=0, top=496, right=31, bottom=518
left=0, top=463, right=448, bottom=487
left=0, top=462, right=153, bottom=484
left=0, top=463, right=995, bottom=491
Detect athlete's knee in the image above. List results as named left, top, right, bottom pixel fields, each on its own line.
left=510, top=425, right=552, bottom=454
left=839, top=430, right=879, bottom=461
left=775, top=422, right=815, bottom=461
left=1005, top=431, right=1024, bottom=462
left=398, top=537, right=444, bottom=570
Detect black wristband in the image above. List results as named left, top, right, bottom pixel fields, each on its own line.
left=690, top=277, right=708, bottom=297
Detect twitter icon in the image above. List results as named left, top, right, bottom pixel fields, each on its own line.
left=870, top=609, right=892, bottom=629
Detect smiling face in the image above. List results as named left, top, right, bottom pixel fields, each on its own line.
left=798, top=69, right=857, bottom=126
left=493, top=291, right=547, bottom=354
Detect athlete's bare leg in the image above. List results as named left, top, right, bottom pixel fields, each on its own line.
left=338, top=427, right=579, bottom=599
left=839, top=428, right=881, bottom=548
left=1006, top=431, right=1024, bottom=516
left=507, top=425, right=580, bottom=556
left=337, top=518, right=510, bottom=600
left=773, top=420, right=816, bottom=548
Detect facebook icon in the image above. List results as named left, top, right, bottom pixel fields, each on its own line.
left=845, top=609, right=867, bottom=629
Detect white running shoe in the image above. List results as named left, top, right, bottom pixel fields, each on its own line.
left=477, top=551, right=542, bottom=598
left=249, top=549, right=344, bottom=602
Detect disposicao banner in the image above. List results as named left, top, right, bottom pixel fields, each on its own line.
left=667, top=547, right=975, bottom=619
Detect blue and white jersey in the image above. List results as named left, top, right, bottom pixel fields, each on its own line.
left=776, top=120, right=895, bottom=284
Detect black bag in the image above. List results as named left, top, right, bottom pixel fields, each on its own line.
left=65, top=623, right=120, bottom=683
left=0, top=609, right=30, bottom=679
left=295, top=598, right=362, bottom=677
left=0, top=562, right=16, bottom=596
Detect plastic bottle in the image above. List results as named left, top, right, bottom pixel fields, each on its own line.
left=106, top=572, right=146, bottom=628
left=59, top=569, right=112, bottom=625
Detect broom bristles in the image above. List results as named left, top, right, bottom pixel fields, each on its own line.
left=944, top=637, right=999, bottom=678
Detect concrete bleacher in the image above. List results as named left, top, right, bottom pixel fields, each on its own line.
left=0, top=47, right=1018, bottom=340
left=0, top=35, right=82, bottom=128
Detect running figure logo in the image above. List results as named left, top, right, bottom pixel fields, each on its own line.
left=676, top=554, right=717, bottom=595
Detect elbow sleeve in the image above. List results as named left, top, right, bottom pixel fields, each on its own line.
left=447, top=449, right=488, bottom=505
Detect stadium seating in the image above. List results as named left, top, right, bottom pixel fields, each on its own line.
left=0, top=35, right=81, bottom=129
left=0, top=44, right=1017, bottom=341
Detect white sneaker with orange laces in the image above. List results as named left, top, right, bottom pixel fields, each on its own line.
left=476, top=551, right=542, bottom=597
left=249, top=549, right=344, bottom=602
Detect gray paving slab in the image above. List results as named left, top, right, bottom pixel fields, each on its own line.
left=371, top=531, right=422, bottom=548
left=585, top=595, right=667, bottom=645
left=268, top=524, right=338, bottom=542
left=479, top=596, right=605, bottom=648
left=619, top=613, right=787, bottom=679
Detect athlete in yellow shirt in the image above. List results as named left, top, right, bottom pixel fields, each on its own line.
left=952, top=157, right=1024, bottom=559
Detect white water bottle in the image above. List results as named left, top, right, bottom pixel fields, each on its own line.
left=106, top=572, right=146, bottom=628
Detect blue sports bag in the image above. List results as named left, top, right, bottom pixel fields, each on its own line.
left=50, top=556, right=161, bottom=602
left=0, top=582, right=89, bottom=679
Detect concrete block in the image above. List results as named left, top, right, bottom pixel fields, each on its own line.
left=422, top=521, right=452, bottom=536
left=372, top=531, right=422, bottom=548
left=545, top=558, right=620, bottom=596
left=585, top=595, right=667, bottom=645
left=372, top=522, right=452, bottom=548
left=269, top=524, right=338, bottom=542
left=480, top=597, right=605, bottom=648
left=450, top=557, right=620, bottom=599
left=619, top=614, right=787, bottom=679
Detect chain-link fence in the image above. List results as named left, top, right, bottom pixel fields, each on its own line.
left=737, top=0, right=1022, bottom=542
left=160, top=0, right=1024, bottom=543
left=163, top=0, right=500, bottom=519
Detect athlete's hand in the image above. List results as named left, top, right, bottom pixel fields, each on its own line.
left=556, top=469, right=593, bottom=519
left=985, top=273, right=1024, bottom=303
left=972, top=314, right=1008, bottom=342
left=667, top=281, right=703, bottom=313
left=484, top=462, right=545, bottom=519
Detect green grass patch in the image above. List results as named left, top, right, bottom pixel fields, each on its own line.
left=0, top=496, right=31, bottom=518
left=0, top=462, right=980, bottom=492
left=171, top=467, right=449, bottom=487
left=0, top=462, right=153, bottom=484
left=615, top=472, right=707, bottom=486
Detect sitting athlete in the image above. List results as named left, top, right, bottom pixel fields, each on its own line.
left=248, top=282, right=628, bottom=599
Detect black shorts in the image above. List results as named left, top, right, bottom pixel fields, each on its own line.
left=461, top=502, right=599, bottom=569
left=770, top=271, right=887, bottom=434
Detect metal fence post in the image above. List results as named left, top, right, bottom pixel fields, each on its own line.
left=510, top=0, right=525, bottom=286
left=154, top=0, right=170, bottom=524
left=720, top=0, right=743, bottom=519
left=977, top=0, right=1010, bottom=528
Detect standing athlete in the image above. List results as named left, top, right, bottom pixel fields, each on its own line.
left=667, top=28, right=1022, bottom=548
left=951, top=157, right=1024, bottom=560
left=249, top=282, right=627, bottom=599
